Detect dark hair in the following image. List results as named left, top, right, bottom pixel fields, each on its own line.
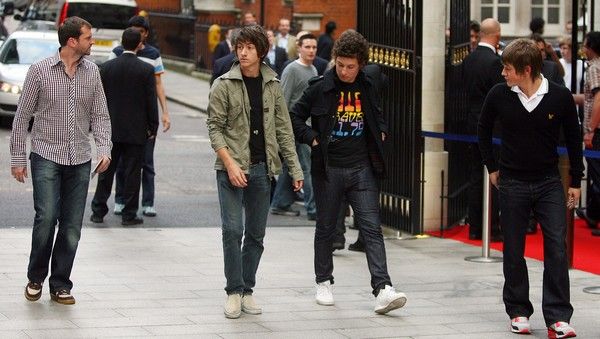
left=529, top=17, right=545, bottom=35
left=122, top=28, right=142, bottom=51
left=128, top=15, right=150, bottom=30
left=325, top=21, right=337, bottom=34
left=470, top=20, right=480, bottom=33
left=297, top=33, right=317, bottom=46
left=530, top=33, right=546, bottom=45
left=502, top=38, right=542, bottom=80
left=331, top=29, right=369, bottom=66
left=235, top=25, right=269, bottom=60
left=58, top=16, right=91, bottom=47
left=585, top=31, right=600, bottom=56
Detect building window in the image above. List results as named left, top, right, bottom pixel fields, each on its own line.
left=531, top=0, right=561, bottom=24
left=481, top=0, right=511, bottom=24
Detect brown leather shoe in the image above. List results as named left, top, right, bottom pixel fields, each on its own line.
left=50, top=289, right=75, bottom=305
left=24, top=281, right=42, bottom=301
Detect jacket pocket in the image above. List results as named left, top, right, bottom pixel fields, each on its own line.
left=227, top=105, right=243, bottom=129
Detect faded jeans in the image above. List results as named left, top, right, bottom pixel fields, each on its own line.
left=217, top=162, right=271, bottom=295
left=28, top=152, right=90, bottom=292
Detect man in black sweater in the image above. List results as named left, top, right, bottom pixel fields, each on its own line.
left=478, top=38, right=582, bottom=338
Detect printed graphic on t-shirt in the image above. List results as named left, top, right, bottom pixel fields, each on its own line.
left=332, top=90, right=364, bottom=138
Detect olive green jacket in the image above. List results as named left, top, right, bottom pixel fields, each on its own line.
left=207, top=62, right=303, bottom=181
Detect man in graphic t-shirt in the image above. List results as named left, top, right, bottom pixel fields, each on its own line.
left=291, top=29, right=407, bottom=315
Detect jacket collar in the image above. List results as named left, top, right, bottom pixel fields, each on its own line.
left=221, top=61, right=279, bottom=83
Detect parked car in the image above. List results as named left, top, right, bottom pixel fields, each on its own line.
left=14, top=0, right=138, bottom=64
left=0, top=30, right=59, bottom=119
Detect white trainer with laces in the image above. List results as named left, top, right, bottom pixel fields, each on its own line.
left=548, top=321, right=576, bottom=339
left=510, top=316, right=531, bottom=334
left=374, top=285, right=407, bottom=314
left=315, top=281, right=334, bottom=306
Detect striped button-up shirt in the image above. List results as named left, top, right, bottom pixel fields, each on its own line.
left=10, top=52, right=112, bottom=168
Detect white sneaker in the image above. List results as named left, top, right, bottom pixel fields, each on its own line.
left=374, top=285, right=407, bottom=314
left=143, top=206, right=157, bottom=217
left=315, top=281, right=334, bottom=306
left=548, top=321, right=576, bottom=338
left=113, top=203, right=124, bottom=215
left=241, top=294, right=262, bottom=314
left=510, top=316, right=531, bottom=334
left=224, top=294, right=241, bottom=319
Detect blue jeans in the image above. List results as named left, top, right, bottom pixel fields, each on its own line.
left=499, top=174, right=573, bottom=326
left=217, top=162, right=271, bottom=295
left=270, top=144, right=316, bottom=214
left=312, top=164, right=392, bottom=295
left=116, top=137, right=155, bottom=207
left=28, top=153, right=91, bottom=292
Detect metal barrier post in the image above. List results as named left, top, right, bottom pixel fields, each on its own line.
left=465, top=169, right=502, bottom=263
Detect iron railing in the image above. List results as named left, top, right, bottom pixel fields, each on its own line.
left=357, top=0, right=422, bottom=234
left=443, top=0, right=470, bottom=229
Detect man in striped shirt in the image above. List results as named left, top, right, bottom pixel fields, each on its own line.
left=10, top=16, right=112, bottom=305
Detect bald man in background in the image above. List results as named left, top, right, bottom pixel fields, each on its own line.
left=462, top=18, right=504, bottom=241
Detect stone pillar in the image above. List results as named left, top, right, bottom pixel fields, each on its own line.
left=421, top=0, right=448, bottom=232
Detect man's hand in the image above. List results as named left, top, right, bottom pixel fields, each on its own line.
left=312, top=138, right=319, bottom=147
left=11, top=166, right=27, bottom=183
left=226, top=162, right=247, bottom=188
left=567, top=187, right=581, bottom=209
left=584, top=132, right=594, bottom=149
left=96, top=156, right=111, bottom=173
left=293, top=180, right=303, bottom=192
left=162, top=112, right=171, bottom=132
left=381, top=132, right=386, bottom=141
left=489, top=171, right=499, bottom=188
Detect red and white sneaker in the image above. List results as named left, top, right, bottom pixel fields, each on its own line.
left=510, top=317, right=532, bottom=334
left=548, top=322, right=576, bottom=338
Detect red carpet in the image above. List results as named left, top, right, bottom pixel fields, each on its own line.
left=428, top=220, right=600, bottom=275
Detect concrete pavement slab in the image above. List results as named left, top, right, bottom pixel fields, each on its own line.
left=0, top=227, right=598, bottom=338
left=162, top=71, right=209, bottom=113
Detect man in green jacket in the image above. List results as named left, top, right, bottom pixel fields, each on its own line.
left=207, top=24, right=303, bottom=319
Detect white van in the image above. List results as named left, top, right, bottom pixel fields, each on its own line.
left=17, top=0, right=139, bottom=64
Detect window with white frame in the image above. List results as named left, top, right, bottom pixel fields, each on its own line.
left=531, top=0, right=561, bottom=24
left=481, top=0, right=511, bottom=24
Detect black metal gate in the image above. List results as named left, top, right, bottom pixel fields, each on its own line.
left=357, top=0, right=422, bottom=234
left=443, top=0, right=471, bottom=229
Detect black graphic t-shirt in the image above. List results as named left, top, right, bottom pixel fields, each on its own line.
left=327, top=81, right=369, bottom=167
left=243, top=74, right=266, bottom=164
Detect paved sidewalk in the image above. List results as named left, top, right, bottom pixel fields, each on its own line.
left=0, top=226, right=599, bottom=338
left=1, top=71, right=598, bottom=337
left=163, top=70, right=210, bottom=113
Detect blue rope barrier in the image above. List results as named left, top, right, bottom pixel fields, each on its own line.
left=421, top=130, right=600, bottom=158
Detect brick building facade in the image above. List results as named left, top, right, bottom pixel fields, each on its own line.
left=138, top=0, right=355, bottom=38
left=135, top=0, right=356, bottom=70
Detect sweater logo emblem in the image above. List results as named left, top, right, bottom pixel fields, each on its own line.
left=548, top=113, right=554, bottom=120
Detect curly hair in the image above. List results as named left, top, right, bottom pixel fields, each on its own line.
left=331, top=29, right=369, bottom=66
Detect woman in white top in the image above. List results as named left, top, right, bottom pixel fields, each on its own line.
left=559, top=35, right=584, bottom=93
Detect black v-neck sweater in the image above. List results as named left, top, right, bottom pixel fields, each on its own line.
left=478, top=81, right=584, bottom=187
